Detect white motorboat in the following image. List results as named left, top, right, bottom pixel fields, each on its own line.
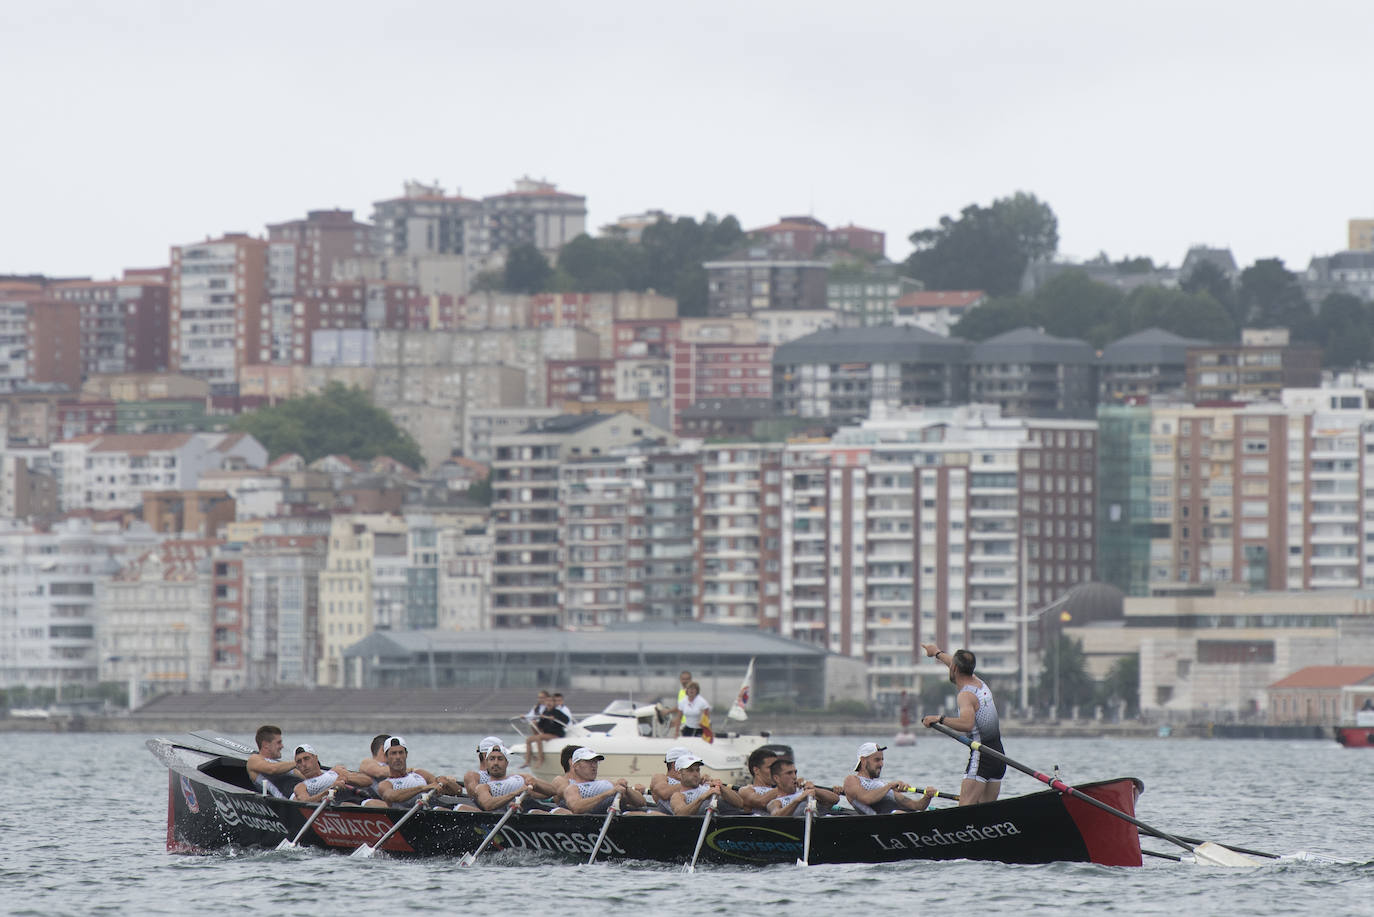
left=507, top=698, right=785, bottom=784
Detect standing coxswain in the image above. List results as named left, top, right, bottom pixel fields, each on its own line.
left=920, top=644, right=1007, bottom=806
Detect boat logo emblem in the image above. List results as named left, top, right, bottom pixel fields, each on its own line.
left=180, top=776, right=199, bottom=814
left=210, top=789, right=240, bottom=826
left=706, top=825, right=801, bottom=862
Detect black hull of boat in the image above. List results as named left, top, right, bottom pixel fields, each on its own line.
left=151, top=736, right=1144, bottom=867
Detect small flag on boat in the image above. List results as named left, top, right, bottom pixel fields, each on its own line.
left=701, top=709, right=715, bottom=743
left=727, top=657, right=755, bottom=722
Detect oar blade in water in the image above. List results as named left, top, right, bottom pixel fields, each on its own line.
left=1191, top=842, right=1262, bottom=867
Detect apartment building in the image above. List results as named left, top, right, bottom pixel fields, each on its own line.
left=242, top=525, right=328, bottom=688
left=0, top=292, right=32, bottom=390
left=490, top=413, right=673, bottom=628
left=25, top=299, right=81, bottom=390
left=0, top=517, right=161, bottom=688
left=50, top=431, right=267, bottom=512
left=670, top=340, right=773, bottom=434
left=891, top=290, right=986, bottom=336
left=560, top=456, right=645, bottom=627
left=779, top=406, right=1098, bottom=705
left=317, top=513, right=408, bottom=686
left=465, top=407, right=559, bottom=464
left=97, top=539, right=215, bottom=704
left=704, top=246, right=830, bottom=316
left=773, top=326, right=970, bottom=426
left=1098, top=328, right=1209, bottom=402
left=749, top=216, right=885, bottom=259
left=695, top=444, right=784, bottom=630
left=49, top=275, right=170, bottom=376
left=1185, top=328, right=1322, bottom=403
left=969, top=328, right=1099, bottom=419
left=170, top=234, right=268, bottom=397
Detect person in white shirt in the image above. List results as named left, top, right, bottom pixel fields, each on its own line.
left=673, top=681, right=710, bottom=738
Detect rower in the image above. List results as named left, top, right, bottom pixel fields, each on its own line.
left=550, top=743, right=582, bottom=798
left=559, top=747, right=649, bottom=814
left=920, top=644, right=1007, bottom=807
left=766, top=758, right=840, bottom=816
left=246, top=724, right=301, bottom=798
left=648, top=745, right=689, bottom=814
left=358, top=734, right=393, bottom=782
left=472, top=744, right=559, bottom=811
left=736, top=746, right=783, bottom=814
left=843, top=743, right=935, bottom=814
left=462, top=735, right=505, bottom=797
left=375, top=736, right=464, bottom=806
left=669, top=753, right=745, bottom=816
left=291, top=744, right=385, bottom=807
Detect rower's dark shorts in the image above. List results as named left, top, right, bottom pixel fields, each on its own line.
left=965, top=737, right=1007, bottom=782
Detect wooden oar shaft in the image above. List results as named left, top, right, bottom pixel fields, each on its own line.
left=466, top=790, right=527, bottom=864
left=587, top=792, right=622, bottom=865
left=927, top=722, right=1199, bottom=856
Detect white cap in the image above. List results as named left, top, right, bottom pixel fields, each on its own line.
left=570, top=747, right=605, bottom=764
left=854, top=742, right=886, bottom=769
left=675, top=753, right=704, bottom=770
left=293, top=744, right=317, bottom=757
left=485, top=743, right=513, bottom=760
left=478, top=736, right=504, bottom=755
left=665, top=745, right=689, bottom=765
left=383, top=735, right=408, bottom=752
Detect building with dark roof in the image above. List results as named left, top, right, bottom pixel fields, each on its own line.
left=772, top=326, right=970, bottom=426
left=339, top=620, right=868, bottom=708
left=969, top=327, right=1098, bottom=418
left=1099, top=328, right=1211, bottom=401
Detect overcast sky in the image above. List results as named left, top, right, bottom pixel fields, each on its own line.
left=6, top=1, right=1372, bottom=279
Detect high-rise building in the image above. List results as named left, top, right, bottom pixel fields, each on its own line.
left=49, top=274, right=170, bottom=377
left=169, top=234, right=268, bottom=398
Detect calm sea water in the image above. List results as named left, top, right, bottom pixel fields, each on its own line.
left=3, top=730, right=1372, bottom=915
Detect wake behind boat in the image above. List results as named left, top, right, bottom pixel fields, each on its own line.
left=149, top=732, right=1146, bottom=866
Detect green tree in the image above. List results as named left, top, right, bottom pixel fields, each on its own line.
left=465, top=473, right=493, bottom=506
left=640, top=213, right=744, bottom=316
left=503, top=244, right=553, bottom=293
left=1028, top=270, right=1124, bottom=346
left=950, top=295, right=1033, bottom=340
left=1180, top=260, right=1237, bottom=331
left=556, top=234, right=649, bottom=292
left=904, top=192, right=1058, bottom=296
left=1097, top=654, right=1139, bottom=718
left=1035, top=634, right=1095, bottom=715
left=231, top=383, right=424, bottom=469
left=1237, top=258, right=1312, bottom=334
left=1122, top=286, right=1234, bottom=342
left=1310, top=293, right=1374, bottom=368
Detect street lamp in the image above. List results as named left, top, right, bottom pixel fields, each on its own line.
left=1012, top=538, right=1078, bottom=714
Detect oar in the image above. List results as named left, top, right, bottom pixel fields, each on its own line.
left=684, top=794, right=719, bottom=874
left=460, top=790, right=527, bottom=867
left=902, top=787, right=960, bottom=802
left=277, top=787, right=335, bottom=850
left=350, top=790, right=433, bottom=859
left=926, top=722, right=1260, bottom=867
left=1149, top=831, right=1278, bottom=860
left=586, top=792, right=622, bottom=865
left=796, top=795, right=817, bottom=866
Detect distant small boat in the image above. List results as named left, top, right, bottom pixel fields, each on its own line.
left=1335, top=710, right=1374, bottom=748
left=893, top=732, right=917, bottom=747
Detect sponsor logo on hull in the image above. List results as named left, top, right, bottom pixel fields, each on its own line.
left=180, top=776, right=199, bottom=814
left=311, top=812, right=415, bottom=852
left=706, top=825, right=802, bottom=862
left=208, top=789, right=287, bottom=835
left=868, top=819, right=1022, bottom=852
left=493, top=826, right=625, bottom=856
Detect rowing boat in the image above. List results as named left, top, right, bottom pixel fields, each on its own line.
left=150, top=733, right=1145, bottom=866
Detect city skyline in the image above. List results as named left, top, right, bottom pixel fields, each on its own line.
left=7, top=1, right=1374, bottom=278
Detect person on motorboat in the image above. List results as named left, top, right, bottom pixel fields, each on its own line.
left=246, top=724, right=302, bottom=797
left=669, top=753, right=744, bottom=816
left=462, top=735, right=505, bottom=797
left=523, top=690, right=558, bottom=766
left=843, top=743, right=935, bottom=814
left=920, top=644, right=1007, bottom=807
left=672, top=681, right=711, bottom=738
left=537, top=694, right=571, bottom=741
left=767, top=758, right=841, bottom=816
left=375, top=736, right=464, bottom=805
left=677, top=670, right=692, bottom=703
left=552, top=692, right=573, bottom=723
left=472, top=744, right=559, bottom=811
left=558, top=747, right=650, bottom=814
left=291, top=744, right=384, bottom=807
left=648, top=745, right=689, bottom=814
left=358, top=734, right=393, bottom=782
